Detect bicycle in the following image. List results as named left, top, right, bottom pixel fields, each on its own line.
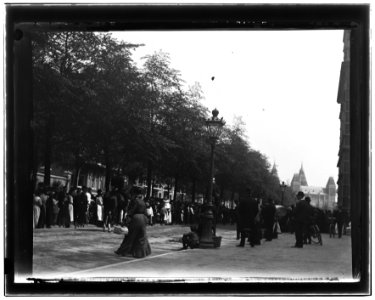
left=309, top=224, right=323, bottom=245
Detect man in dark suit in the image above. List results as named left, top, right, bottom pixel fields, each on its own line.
left=333, top=205, right=345, bottom=238
left=262, top=198, right=276, bottom=241
left=303, top=196, right=315, bottom=244
left=292, top=191, right=310, bottom=248
left=236, top=187, right=259, bottom=247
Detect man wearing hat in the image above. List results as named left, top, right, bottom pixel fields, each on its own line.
left=292, top=191, right=310, bottom=248
left=236, top=187, right=259, bottom=247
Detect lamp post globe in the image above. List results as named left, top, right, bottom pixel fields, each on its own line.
left=199, top=108, right=225, bottom=248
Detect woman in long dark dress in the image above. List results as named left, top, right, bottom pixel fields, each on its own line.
left=115, top=190, right=151, bottom=258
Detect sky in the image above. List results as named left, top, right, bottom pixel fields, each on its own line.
left=111, top=30, right=344, bottom=188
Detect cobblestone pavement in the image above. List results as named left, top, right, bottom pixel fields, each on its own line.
left=32, top=223, right=353, bottom=283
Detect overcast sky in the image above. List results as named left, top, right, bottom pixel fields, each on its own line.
left=111, top=30, right=343, bottom=188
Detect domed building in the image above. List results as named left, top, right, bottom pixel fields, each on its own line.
left=290, top=164, right=337, bottom=211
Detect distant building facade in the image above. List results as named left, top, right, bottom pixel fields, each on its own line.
left=290, top=164, right=336, bottom=211
left=36, top=165, right=72, bottom=190
left=133, top=179, right=185, bottom=201
left=36, top=163, right=105, bottom=193
left=336, top=30, right=351, bottom=212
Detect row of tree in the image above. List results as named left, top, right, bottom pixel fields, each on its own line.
left=32, top=31, right=291, bottom=204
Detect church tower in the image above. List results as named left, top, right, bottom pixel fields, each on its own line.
left=299, top=163, right=308, bottom=186
left=291, top=173, right=301, bottom=193
left=326, top=177, right=337, bottom=208
left=271, top=162, right=279, bottom=179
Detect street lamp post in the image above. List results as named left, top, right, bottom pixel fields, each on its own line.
left=280, top=181, right=287, bottom=206
left=199, top=108, right=225, bottom=248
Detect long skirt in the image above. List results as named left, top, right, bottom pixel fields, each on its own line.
left=69, top=204, right=74, bottom=222
left=33, top=205, right=40, bottom=229
left=164, top=211, right=171, bottom=224
left=97, top=205, right=103, bottom=222
left=37, top=205, right=46, bottom=228
left=116, top=214, right=151, bottom=258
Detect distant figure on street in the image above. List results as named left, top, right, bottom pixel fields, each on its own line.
left=33, top=192, right=42, bottom=229
left=292, top=191, right=310, bottom=248
left=234, top=200, right=240, bottom=240
left=103, top=189, right=117, bottom=232
left=96, top=189, right=104, bottom=225
left=76, top=187, right=88, bottom=227
left=163, top=199, right=172, bottom=225
left=45, top=190, right=54, bottom=228
left=67, top=188, right=74, bottom=226
left=303, top=197, right=314, bottom=244
left=342, top=209, right=350, bottom=235
left=145, top=201, right=154, bottom=226
left=115, top=187, right=151, bottom=258
left=61, top=187, right=71, bottom=228
left=37, top=188, right=48, bottom=228
left=52, top=192, right=60, bottom=226
left=116, top=190, right=127, bottom=225
left=262, top=198, right=276, bottom=241
left=254, top=199, right=263, bottom=245
left=236, top=187, right=259, bottom=247
left=333, top=205, right=345, bottom=238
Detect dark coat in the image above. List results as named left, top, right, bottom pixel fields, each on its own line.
left=116, top=196, right=151, bottom=258
left=237, top=197, right=258, bottom=230
left=127, top=197, right=147, bottom=216
left=103, top=191, right=117, bottom=212
left=293, top=199, right=312, bottom=224
left=262, top=203, right=276, bottom=224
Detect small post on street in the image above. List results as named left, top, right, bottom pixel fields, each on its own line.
left=280, top=181, right=287, bottom=206
left=199, top=108, right=225, bottom=248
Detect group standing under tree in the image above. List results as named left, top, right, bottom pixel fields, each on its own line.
left=33, top=182, right=349, bottom=256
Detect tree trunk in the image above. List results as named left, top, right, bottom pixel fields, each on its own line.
left=43, top=116, right=53, bottom=187
left=105, top=150, right=112, bottom=192
left=146, top=160, right=152, bottom=198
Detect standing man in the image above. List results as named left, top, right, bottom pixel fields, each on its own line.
left=303, top=197, right=314, bottom=244
left=234, top=200, right=240, bottom=240
left=236, top=187, right=259, bottom=247
left=334, top=205, right=345, bottom=238
left=292, top=191, right=310, bottom=248
left=262, top=198, right=276, bottom=241
left=103, top=188, right=117, bottom=232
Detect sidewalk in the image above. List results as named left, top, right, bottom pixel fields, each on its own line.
left=32, top=224, right=353, bottom=283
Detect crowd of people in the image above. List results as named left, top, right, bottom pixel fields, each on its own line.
left=33, top=184, right=129, bottom=230
left=33, top=183, right=350, bottom=256
left=234, top=189, right=350, bottom=249
left=235, top=188, right=281, bottom=248
left=32, top=184, right=221, bottom=230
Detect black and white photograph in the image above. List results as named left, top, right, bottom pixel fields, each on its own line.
left=5, top=3, right=370, bottom=296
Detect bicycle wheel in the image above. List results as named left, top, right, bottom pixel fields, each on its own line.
left=310, top=225, right=322, bottom=245
left=310, top=232, right=320, bottom=244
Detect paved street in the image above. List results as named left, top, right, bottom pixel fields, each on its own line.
left=32, top=224, right=353, bottom=283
